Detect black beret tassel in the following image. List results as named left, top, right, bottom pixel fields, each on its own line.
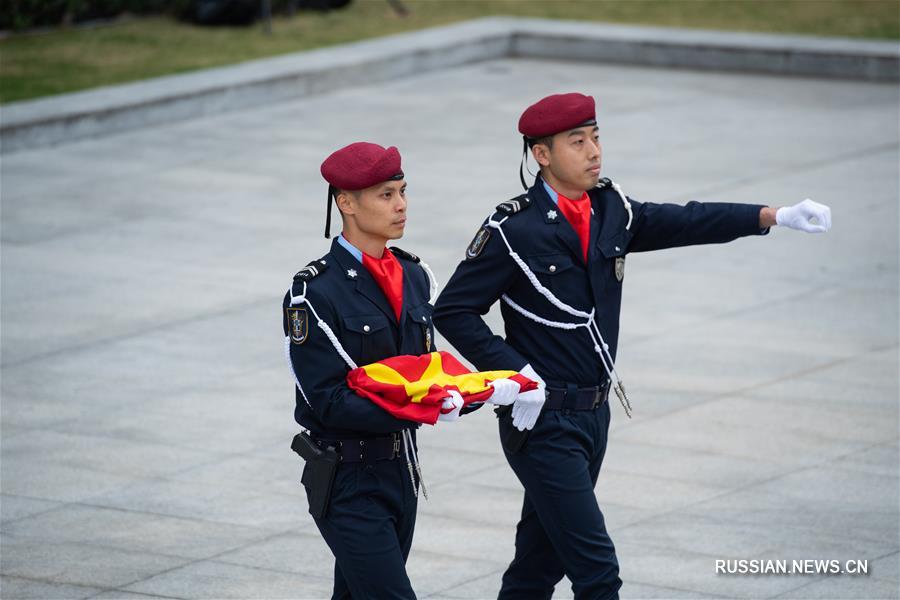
left=324, top=185, right=334, bottom=239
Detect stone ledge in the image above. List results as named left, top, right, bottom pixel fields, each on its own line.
left=2, top=17, right=897, bottom=153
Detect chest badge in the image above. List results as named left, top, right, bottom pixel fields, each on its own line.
left=465, top=226, right=491, bottom=260
left=287, top=307, right=309, bottom=344
left=614, top=257, right=626, bottom=282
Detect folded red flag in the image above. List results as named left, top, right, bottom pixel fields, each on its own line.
left=346, top=351, right=537, bottom=425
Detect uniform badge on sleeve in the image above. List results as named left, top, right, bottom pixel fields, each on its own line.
left=287, top=307, right=309, bottom=344
left=615, top=257, right=626, bottom=282
left=466, top=226, right=491, bottom=260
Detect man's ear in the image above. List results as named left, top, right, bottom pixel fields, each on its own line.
left=335, top=191, right=356, bottom=216
left=532, top=144, right=551, bottom=168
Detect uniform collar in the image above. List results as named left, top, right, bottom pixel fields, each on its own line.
left=531, top=174, right=592, bottom=264
left=336, top=233, right=363, bottom=263
left=330, top=238, right=398, bottom=323
left=337, top=233, right=391, bottom=264
left=541, top=178, right=590, bottom=206
left=330, top=238, right=418, bottom=327
left=542, top=180, right=560, bottom=206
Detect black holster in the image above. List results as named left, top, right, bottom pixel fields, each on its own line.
left=495, top=404, right=531, bottom=454
left=291, top=432, right=339, bottom=520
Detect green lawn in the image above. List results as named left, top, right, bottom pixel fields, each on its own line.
left=2, top=0, right=898, bottom=103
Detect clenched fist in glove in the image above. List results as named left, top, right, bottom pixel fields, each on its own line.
left=511, top=364, right=546, bottom=431
left=776, top=199, right=832, bottom=233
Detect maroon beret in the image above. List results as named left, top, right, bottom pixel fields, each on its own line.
left=320, top=142, right=403, bottom=191
left=518, top=93, right=596, bottom=139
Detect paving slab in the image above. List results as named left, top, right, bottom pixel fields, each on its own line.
left=122, top=559, right=333, bottom=599
left=869, top=552, right=900, bottom=584
left=829, top=442, right=900, bottom=478
left=774, top=576, right=899, bottom=599
left=1, top=504, right=273, bottom=559
left=0, top=575, right=103, bottom=600
left=0, top=536, right=189, bottom=589
left=89, top=592, right=179, bottom=600
left=0, top=494, right=65, bottom=524
left=83, top=478, right=306, bottom=531
left=681, top=466, right=899, bottom=548
left=616, top=581, right=731, bottom=599
left=213, top=531, right=333, bottom=577
left=2, top=54, right=897, bottom=599
left=0, top=458, right=149, bottom=504
left=602, top=440, right=785, bottom=489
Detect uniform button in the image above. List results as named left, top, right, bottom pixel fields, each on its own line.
left=359, top=440, right=365, bottom=446
left=421, top=316, right=426, bottom=322
left=363, top=325, right=370, bottom=332
left=549, top=265, right=557, bottom=273
left=615, top=246, right=621, bottom=252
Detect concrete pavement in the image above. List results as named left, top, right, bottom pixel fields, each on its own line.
left=1, top=55, right=898, bottom=599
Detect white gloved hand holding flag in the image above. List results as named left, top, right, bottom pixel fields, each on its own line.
left=511, top=364, right=546, bottom=431
left=437, top=389, right=464, bottom=423
left=346, top=351, right=541, bottom=425
left=487, top=378, right=520, bottom=406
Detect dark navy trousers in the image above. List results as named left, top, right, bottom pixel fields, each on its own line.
left=309, top=457, right=418, bottom=600
left=498, top=402, right=622, bottom=600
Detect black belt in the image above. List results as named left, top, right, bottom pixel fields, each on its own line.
left=313, top=432, right=402, bottom=464
left=544, top=381, right=610, bottom=410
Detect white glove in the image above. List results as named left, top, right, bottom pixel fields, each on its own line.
left=487, top=378, right=519, bottom=406
left=776, top=199, right=832, bottom=233
left=437, top=390, right=464, bottom=423
left=511, top=364, right=546, bottom=431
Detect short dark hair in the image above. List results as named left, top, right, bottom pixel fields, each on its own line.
left=334, top=188, right=361, bottom=218
left=527, top=135, right=554, bottom=150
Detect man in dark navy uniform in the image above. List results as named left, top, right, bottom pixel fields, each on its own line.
left=283, top=142, right=465, bottom=600
left=433, top=93, right=832, bottom=600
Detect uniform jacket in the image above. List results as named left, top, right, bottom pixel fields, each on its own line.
left=283, top=238, right=436, bottom=437
left=433, top=175, right=768, bottom=387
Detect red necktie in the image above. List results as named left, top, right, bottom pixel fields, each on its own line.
left=362, top=249, right=404, bottom=321
left=555, top=190, right=591, bottom=261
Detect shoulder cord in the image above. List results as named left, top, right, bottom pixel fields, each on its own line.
left=419, top=260, right=439, bottom=305
left=610, top=180, right=634, bottom=231
left=286, top=281, right=424, bottom=496
left=283, top=336, right=312, bottom=410
left=289, top=281, right=358, bottom=369
left=601, top=180, right=633, bottom=414
left=486, top=214, right=632, bottom=418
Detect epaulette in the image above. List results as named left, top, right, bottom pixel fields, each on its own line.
left=596, top=177, right=612, bottom=189
left=293, top=258, right=329, bottom=282
left=495, top=194, right=531, bottom=215
left=388, top=246, right=420, bottom=263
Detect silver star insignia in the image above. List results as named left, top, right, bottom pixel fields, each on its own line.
left=547, top=209, right=558, bottom=220
left=347, top=268, right=358, bottom=278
